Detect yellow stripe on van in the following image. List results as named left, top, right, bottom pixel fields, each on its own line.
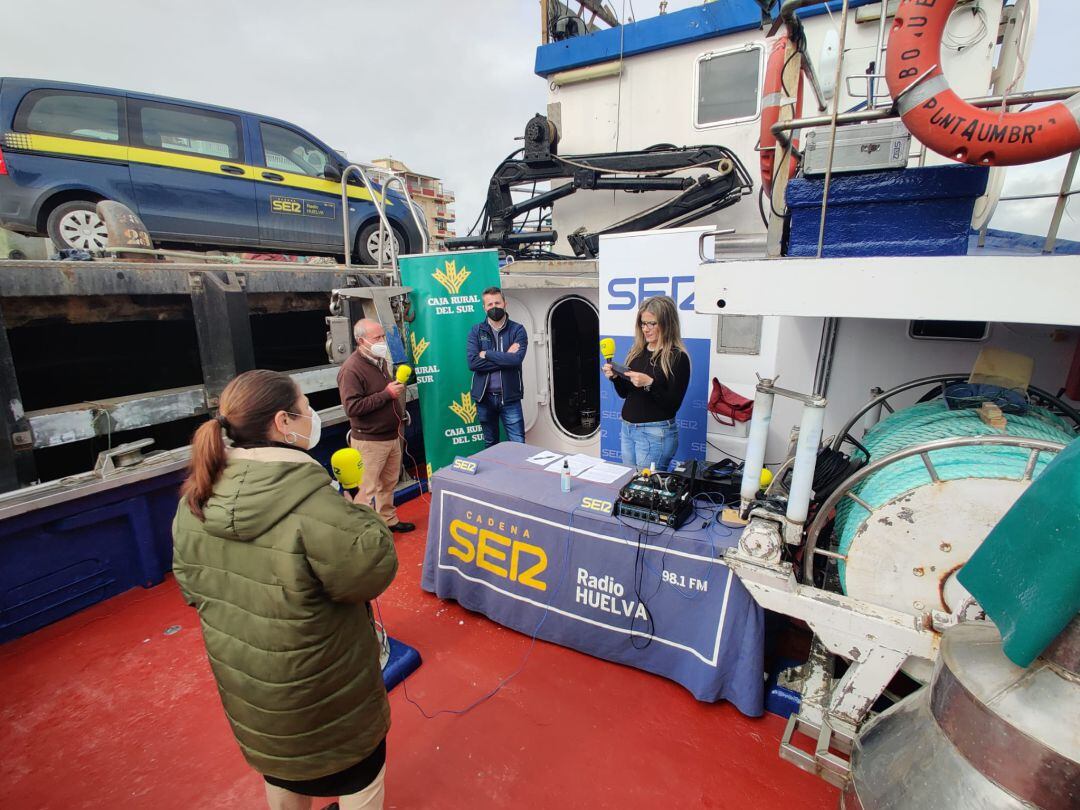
left=4, top=133, right=389, bottom=205
left=264, top=168, right=389, bottom=205
left=127, top=145, right=258, bottom=179
left=16, top=133, right=129, bottom=163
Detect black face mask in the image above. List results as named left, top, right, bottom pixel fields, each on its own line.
left=487, top=306, right=506, bottom=322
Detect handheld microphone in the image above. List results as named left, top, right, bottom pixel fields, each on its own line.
left=330, top=447, right=364, bottom=496
left=599, top=338, right=629, bottom=378
left=395, top=364, right=412, bottom=385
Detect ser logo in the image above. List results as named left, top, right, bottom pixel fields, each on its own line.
left=448, top=519, right=547, bottom=591
left=579, top=496, right=612, bottom=514
left=451, top=457, right=478, bottom=474
left=271, top=197, right=303, bottom=214
left=607, top=275, right=694, bottom=311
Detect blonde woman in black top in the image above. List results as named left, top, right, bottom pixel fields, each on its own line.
left=602, top=295, right=691, bottom=470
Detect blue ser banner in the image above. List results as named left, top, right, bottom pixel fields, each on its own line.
left=420, top=444, right=764, bottom=714
left=597, top=229, right=712, bottom=468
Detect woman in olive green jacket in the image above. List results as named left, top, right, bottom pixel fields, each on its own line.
left=173, top=370, right=397, bottom=810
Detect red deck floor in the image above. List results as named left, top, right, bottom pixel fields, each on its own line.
left=1, top=497, right=839, bottom=809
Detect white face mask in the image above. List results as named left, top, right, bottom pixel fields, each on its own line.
left=286, top=408, right=321, bottom=449
left=368, top=341, right=389, bottom=360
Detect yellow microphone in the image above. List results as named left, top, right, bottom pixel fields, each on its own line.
left=395, top=364, right=412, bottom=385
left=600, top=338, right=629, bottom=378
left=330, top=447, right=364, bottom=495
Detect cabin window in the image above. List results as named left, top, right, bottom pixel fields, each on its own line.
left=548, top=296, right=600, bottom=438
left=15, top=90, right=124, bottom=143
left=695, top=44, right=762, bottom=128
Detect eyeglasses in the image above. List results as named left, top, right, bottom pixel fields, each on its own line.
left=640, top=320, right=658, bottom=328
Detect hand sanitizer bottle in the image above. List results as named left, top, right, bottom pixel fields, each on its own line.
left=561, top=460, right=571, bottom=493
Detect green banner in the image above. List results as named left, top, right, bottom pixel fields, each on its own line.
left=400, top=249, right=501, bottom=477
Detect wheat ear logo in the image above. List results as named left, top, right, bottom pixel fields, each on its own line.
left=410, top=333, right=430, bottom=364
left=449, top=392, right=477, bottom=424
left=432, top=260, right=470, bottom=295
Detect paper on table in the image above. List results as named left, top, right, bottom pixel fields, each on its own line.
left=525, top=450, right=564, bottom=466
left=545, top=455, right=600, bottom=476
left=565, top=453, right=605, bottom=468
left=577, top=462, right=633, bottom=484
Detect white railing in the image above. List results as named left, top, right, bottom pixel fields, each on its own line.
left=339, top=165, right=429, bottom=281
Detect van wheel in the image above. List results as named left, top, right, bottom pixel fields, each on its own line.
left=47, top=200, right=110, bottom=252
left=356, top=222, right=403, bottom=265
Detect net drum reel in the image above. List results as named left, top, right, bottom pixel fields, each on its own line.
left=802, top=375, right=1078, bottom=681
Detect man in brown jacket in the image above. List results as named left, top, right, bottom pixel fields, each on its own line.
left=337, top=319, right=415, bottom=533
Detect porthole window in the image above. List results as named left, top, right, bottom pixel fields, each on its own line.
left=548, top=296, right=600, bottom=438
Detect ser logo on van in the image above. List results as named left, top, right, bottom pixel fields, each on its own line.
left=270, top=196, right=336, bottom=219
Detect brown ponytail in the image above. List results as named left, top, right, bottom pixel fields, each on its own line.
left=181, top=369, right=301, bottom=520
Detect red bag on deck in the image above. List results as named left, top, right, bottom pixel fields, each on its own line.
left=708, top=378, right=754, bottom=426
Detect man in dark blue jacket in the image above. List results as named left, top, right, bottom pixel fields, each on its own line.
left=467, top=287, right=528, bottom=446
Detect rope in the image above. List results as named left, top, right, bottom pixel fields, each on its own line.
left=833, top=400, right=1076, bottom=591
left=552, top=153, right=729, bottom=177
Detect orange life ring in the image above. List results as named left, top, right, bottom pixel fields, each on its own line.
left=760, top=34, right=804, bottom=196
left=886, top=0, right=1080, bottom=166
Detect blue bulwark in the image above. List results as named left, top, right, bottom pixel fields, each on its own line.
left=786, top=165, right=990, bottom=258
left=973, top=228, right=1080, bottom=256
left=534, top=1, right=880, bottom=77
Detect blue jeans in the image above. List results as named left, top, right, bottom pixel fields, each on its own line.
left=477, top=393, right=525, bottom=447
left=620, top=419, right=678, bottom=471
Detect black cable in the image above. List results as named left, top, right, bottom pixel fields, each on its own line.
left=614, top=512, right=654, bottom=647
left=613, top=499, right=672, bottom=649
left=842, top=432, right=870, bottom=460
left=391, top=506, right=581, bottom=719
left=464, top=203, right=486, bottom=238
left=810, top=447, right=857, bottom=503
left=705, top=439, right=781, bottom=467
left=467, top=148, right=524, bottom=237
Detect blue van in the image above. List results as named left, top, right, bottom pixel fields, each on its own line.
left=0, top=78, right=426, bottom=262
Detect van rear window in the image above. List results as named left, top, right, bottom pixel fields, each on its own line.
left=14, top=90, right=123, bottom=143
left=132, top=101, right=242, bottom=161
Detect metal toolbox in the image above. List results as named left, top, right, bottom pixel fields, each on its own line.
left=802, top=120, right=912, bottom=176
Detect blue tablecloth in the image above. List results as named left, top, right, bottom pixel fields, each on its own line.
left=421, top=443, right=764, bottom=716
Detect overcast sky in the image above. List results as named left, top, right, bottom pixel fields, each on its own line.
left=3, top=0, right=1075, bottom=239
